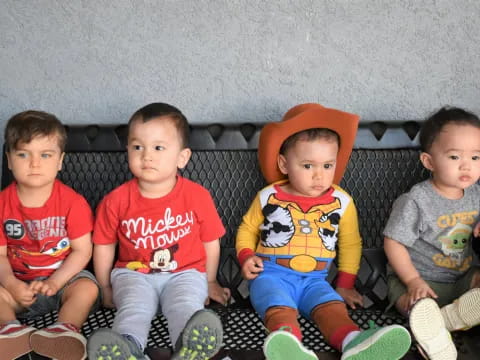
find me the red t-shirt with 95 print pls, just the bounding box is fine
[0,180,94,280]
[93,176,225,274]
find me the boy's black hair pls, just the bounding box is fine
[420,107,480,153]
[127,103,190,148]
[4,110,67,152]
[279,128,340,155]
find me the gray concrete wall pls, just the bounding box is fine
[1,0,479,128]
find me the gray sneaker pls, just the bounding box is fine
[87,328,149,360]
[171,309,223,360]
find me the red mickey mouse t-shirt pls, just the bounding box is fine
[0,180,94,280]
[93,176,225,273]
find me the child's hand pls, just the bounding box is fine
[101,285,115,308]
[474,222,480,237]
[241,255,264,280]
[206,280,231,306]
[9,279,37,307]
[406,276,438,306]
[29,279,60,297]
[336,287,364,309]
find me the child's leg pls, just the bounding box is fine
[264,305,302,339]
[0,287,36,360]
[87,269,157,360]
[440,267,480,332]
[57,277,99,327]
[0,287,19,323]
[111,269,159,349]
[158,270,207,346]
[250,266,317,360]
[302,280,410,360]
[159,270,223,360]
[30,272,100,360]
[263,306,317,360]
[310,301,359,350]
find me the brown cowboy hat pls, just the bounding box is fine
[258,103,359,184]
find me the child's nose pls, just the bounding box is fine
[30,156,41,167]
[460,160,471,170]
[142,149,153,161]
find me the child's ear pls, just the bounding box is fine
[58,152,65,171]
[420,152,434,171]
[278,154,288,175]
[177,148,192,169]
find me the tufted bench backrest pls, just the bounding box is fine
[1,122,429,309]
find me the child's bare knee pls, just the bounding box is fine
[0,286,19,310]
[63,277,99,301]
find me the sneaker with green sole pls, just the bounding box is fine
[341,321,411,360]
[263,330,318,360]
[87,328,149,360]
[171,309,223,360]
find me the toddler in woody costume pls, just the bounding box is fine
[236,103,412,360]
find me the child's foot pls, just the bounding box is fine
[0,323,36,360]
[341,321,411,360]
[171,309,223,360]
[263,330,317,360]
[410,298,457,360]
[441,288,480,331]
[87,328,148,360]
[30,322,87,360]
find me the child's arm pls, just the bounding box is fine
[474,222,480,237]
[384,236,438,306]
[93,243,117,308]
[29,233,93,297]
[204,239,231,306]
[0,246,37,307]
[236,195,264,280]
[335,200,363,309]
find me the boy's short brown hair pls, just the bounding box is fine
[4,110,67,152]
[127,103,190,148]
[279,128,340,155]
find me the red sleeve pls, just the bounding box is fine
[336,271,357,289]
[93,196,120,245]
[238,248,255,267]
[66,194,94,240]
[194,186,225,242]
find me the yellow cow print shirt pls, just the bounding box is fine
[236,180,362,278]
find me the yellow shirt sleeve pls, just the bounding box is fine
[236,193,263,254]
[336,199,362,275]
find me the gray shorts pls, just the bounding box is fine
[17,270,101,320]
[387,266,480,310]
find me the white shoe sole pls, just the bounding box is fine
[410,298,457,360]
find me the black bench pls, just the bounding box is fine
[2,122,479,360]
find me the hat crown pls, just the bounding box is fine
[282,103,325,122]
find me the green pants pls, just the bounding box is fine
[387,266,480,310]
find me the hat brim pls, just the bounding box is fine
[258,106,359,184]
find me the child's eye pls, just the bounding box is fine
[132,145,142,151]
[41,153,51,158]
[449,155,459,160]
[302,164,312,169]
[472,156,480,161]
[324,163,333,169]
[16,153,27,158]
[155,146,165,151]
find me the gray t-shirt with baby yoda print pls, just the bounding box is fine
[384,180,480,283]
